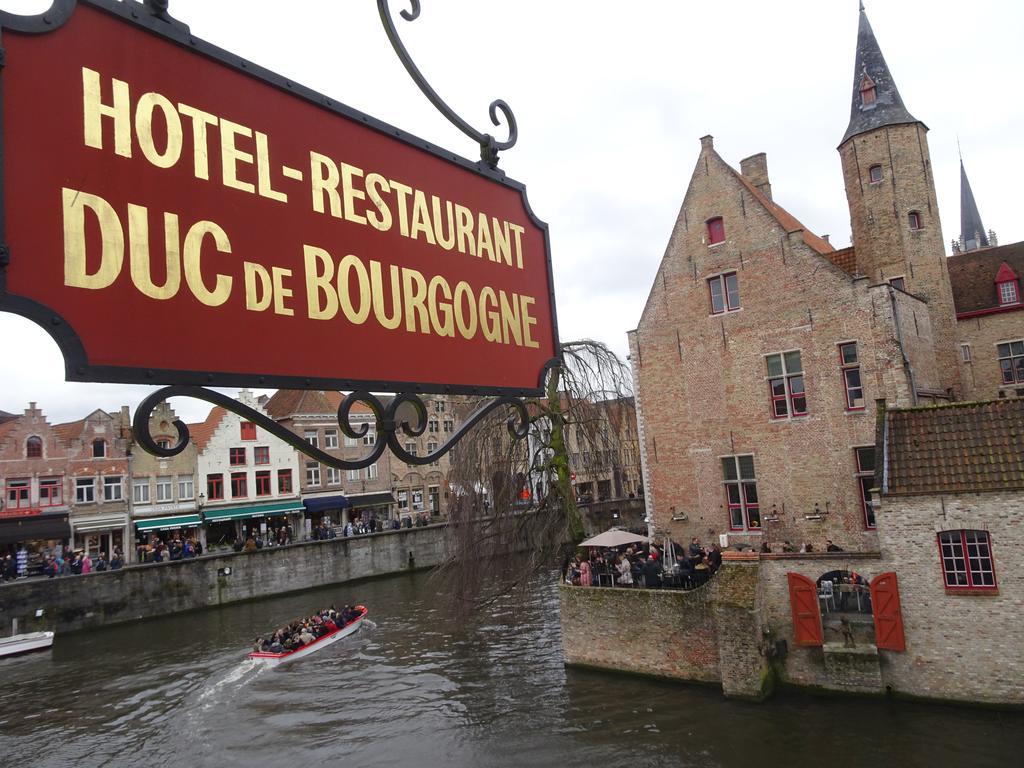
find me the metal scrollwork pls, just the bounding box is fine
[133,385,529,469]
[377,0,518,169]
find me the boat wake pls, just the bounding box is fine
[196,657,269,708]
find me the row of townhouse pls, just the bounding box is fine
[0,390,463,571]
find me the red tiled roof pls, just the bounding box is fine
[53,419,85,442]
[824,246,857,275]
[187,406,226,451]
[727,166,835,256]
[885,399,1024,496]
[264,389,375,418]
[948,241,1024,315]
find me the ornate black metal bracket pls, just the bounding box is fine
[133,386,530,470]
[377,0,518,170]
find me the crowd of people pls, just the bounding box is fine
[1,545,126,580]
[138,535,202,562]
[567,537,724,590]
[253,604,362,654]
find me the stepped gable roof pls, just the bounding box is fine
[960,159,989,249]
[885,399,1024,496]
[726,164,834,256]
[947,241,1024,315]
[841,6,920,145]
[187,406,227,451]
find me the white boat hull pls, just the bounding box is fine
[248,607,366,666]
[0,631,54,658]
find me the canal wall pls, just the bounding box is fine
[560,558,769,700]
[0,524,448,634]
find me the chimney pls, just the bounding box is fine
[740,152,772,201]
[699,134,714,151]
[822,234,830,244]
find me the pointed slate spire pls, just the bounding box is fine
[960,159,989,250]
[840,4,920,144]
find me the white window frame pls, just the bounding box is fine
[324,429,339,449]
[133,479,150,504]
[103,475,123,502]
[155,475,173,503]
[178,474,194,500]
[326,466,342,485]
[367,463,379,480]
[306,461,321,486]
[76,477,96,504]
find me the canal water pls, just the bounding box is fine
[1,570,1021,767]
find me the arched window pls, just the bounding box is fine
[868,164,883,184]
[908,211,923,231]
[92,438,106,458]
[26,436,42,458]
[706,217,725,245]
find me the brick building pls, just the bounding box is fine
[630,7,1021,553]
[872,398,1024,705]
[263,389,397,527]
[56,408,131,559]
[128,401,202,555]
[0,404,73,570]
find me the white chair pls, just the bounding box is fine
[818,580,835,613]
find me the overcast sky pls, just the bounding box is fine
[1,0,1021,423]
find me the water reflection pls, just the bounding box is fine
[0,570,1021,768]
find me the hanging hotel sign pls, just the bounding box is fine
[0,1,559,396]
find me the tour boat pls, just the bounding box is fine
[248,605,367,665]
[0,630,55,658]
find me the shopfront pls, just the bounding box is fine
[202,500,304,550]
[72,512,128,560]
[135,514,203,559]
[346,492,397,526]
[303,494,349,537]
[0,509,71,575]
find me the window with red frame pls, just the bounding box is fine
[938,530,996,590]
[707,217,725,245]
[254,446,270,465]
[240,422,257,440]
[766,351,807,418]
[997,340,1024,385]
[854,447,876,529]
[207,473,224,501]
[708,272,740,314]
[230,472,247,498]
[278,469,293,494]
[255,471,271,497]
[908,211,923,230]
[26,436,42,458]
[722,455,760,530]
[6,478,30,508]
[998,280,1019,306]
[839,342,865,410]
[39,476,62,507]
[229,447,246,466]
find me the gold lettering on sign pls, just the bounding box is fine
[63,187,125,289]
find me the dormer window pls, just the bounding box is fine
[995,262,1020,307]
[859,73,877,107]
[868,165,883,184]
[908,211,923,231]
[707,217,725,246]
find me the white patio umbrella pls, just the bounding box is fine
[579,529,650,548]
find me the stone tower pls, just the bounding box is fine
[838,5,960,395]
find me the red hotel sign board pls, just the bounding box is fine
[0,2,559,396]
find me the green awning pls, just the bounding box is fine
[202,500,305,522]
[136,514,202,532]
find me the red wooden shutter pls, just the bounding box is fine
[786,572,823,646]
[870,571,906,651]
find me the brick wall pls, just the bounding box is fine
[631,139,916,553]
[957,311,1024,401]
[875,492,1024,705]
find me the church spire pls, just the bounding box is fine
[960,158,989,251]
[840,4,920,145]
